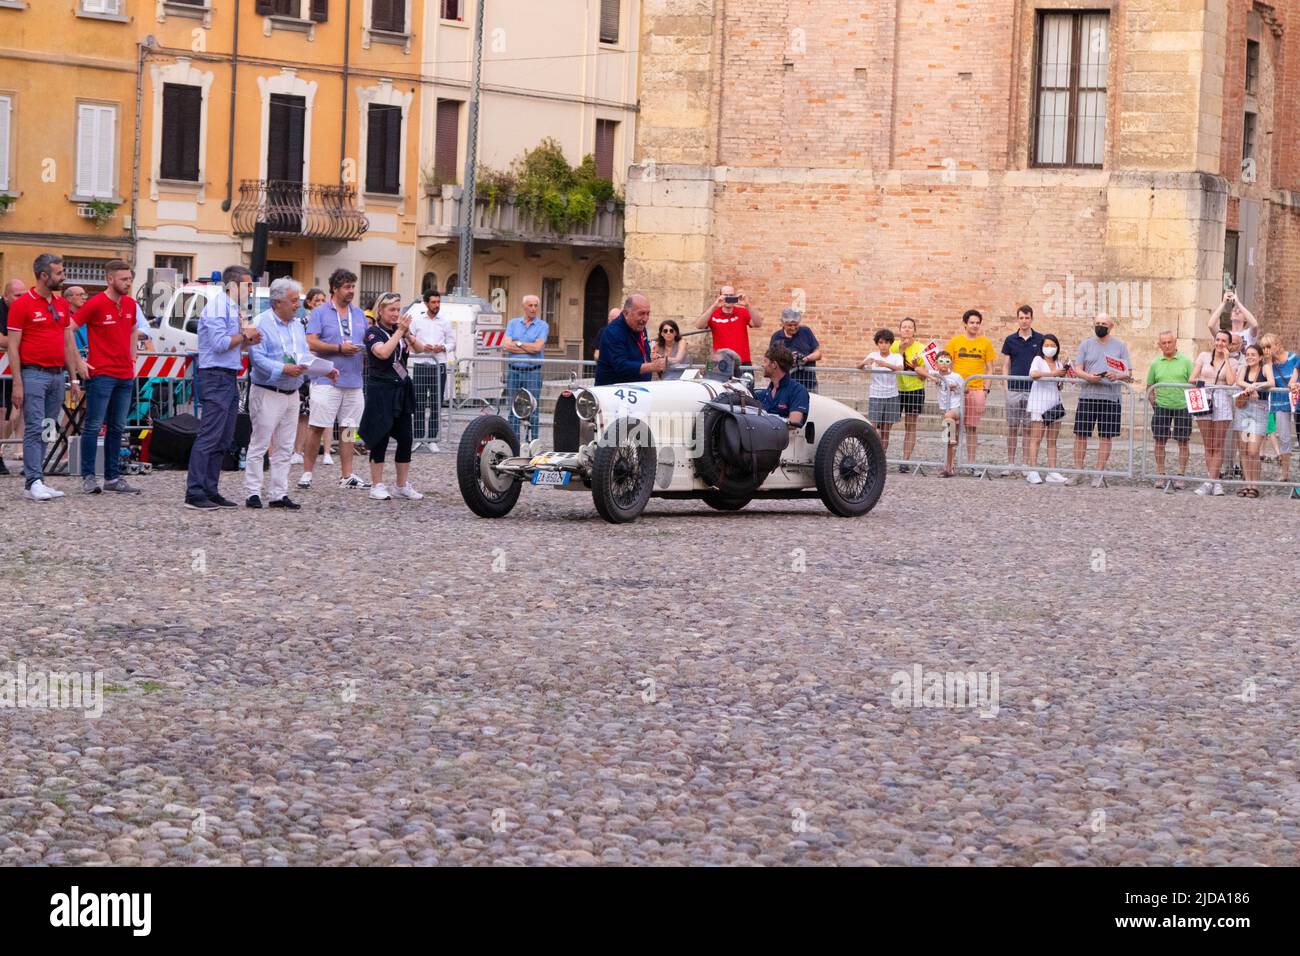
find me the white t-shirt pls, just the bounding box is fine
[865,350,904,398]
[1027,356,1064,415]
[408,307,456,365]
[935,371,964,411]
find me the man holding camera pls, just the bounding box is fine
[1207,289,1258,349]
[694,284,761,365]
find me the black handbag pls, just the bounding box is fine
[1043,403,1066,423]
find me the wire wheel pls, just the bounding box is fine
[814,419,886,517]
[592,417,657,523]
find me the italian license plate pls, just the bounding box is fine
[531,470,571,487]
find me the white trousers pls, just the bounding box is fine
[244,385,299,501]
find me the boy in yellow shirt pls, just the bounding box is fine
[945,309,995,467]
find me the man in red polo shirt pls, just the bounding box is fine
[74,259,142,494]
[692,284,762,364]
[7,253,86,500]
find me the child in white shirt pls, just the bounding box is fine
[933,350,964,476]
[859,329,905,451]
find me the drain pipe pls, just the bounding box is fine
[131,36,157,265]
[221,0,242,212]
[340,0,352,185]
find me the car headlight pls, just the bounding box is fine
[574,388,599,422]
[512,387,537,422]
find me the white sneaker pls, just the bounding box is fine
[393,483,424,500]
[1213,483,1225,496]
[24,480,59,501]
[1045,472,1068,484]
[1090,475,1105,489]
[298,471,313,488]
[339,474,372,489]
[1025,470,1042,485]
[289,452,304,466]
[323,451,334,465]
[427,442,440,453]
[369,483,391,500]
[1194,482,1212,496]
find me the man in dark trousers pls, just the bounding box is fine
[595,294,665,386]
[185,265,261,510]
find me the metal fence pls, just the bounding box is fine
[1138,382,1299,495]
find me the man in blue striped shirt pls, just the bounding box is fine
[502,294,548,438]
[185,265,261,510]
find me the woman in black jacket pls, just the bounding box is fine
[358,292,432,501]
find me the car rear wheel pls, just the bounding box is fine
[591,417,656,524]
[814,419,885,517]
[457,415,523,518]
[702,492,751,512]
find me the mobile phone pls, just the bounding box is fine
[724,295,739,304]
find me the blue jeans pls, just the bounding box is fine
[21,366,66,488]
[80,375,133,480]
[505,364,542,439]
[185,368,239,501]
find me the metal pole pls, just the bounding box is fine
[456,0,486,297]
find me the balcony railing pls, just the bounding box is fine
[232,179,369,242]
[420,187,624,248]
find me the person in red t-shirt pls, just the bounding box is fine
[693,284,762,364]
[74,259,142,494]
[6,252,86,500]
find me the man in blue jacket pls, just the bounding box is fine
[595,293,665,386]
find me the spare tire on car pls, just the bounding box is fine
[693,394,790,498]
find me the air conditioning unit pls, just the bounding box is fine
[76,204,98,219]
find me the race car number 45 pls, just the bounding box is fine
[613,386,651,418]
[532,471,571,487]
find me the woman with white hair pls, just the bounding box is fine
[358,292,433,500]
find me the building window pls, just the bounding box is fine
[63,257,113,286]
[1224,230,1240,290]
[76,103,118,199]
[1242,111,1257,164]
[595,119,618,181]
[444,273,458,295]
[488,274,510,316]
[434,99,461,184]
[359,264,393,311]
[1245,39,1260,95]
[542,277,562,346]
[80,0,124,15]
[441,0,461,20]
[0,94,11,193]
[1032,11,1108,168]
[421,272,437,295]
[370,0,406,32]
[154,254,193,284]
[365,103,402,195]
[599,0,620,44]
[160,84,202,182]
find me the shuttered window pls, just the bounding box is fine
[594,119,617,181]
[76,103,118,199]
[366,104,402,195]
[434,99,460,184]
[255,0,297,14]
[160,84,202,182]
[359,264,394,311]
[310,0,329,22]
[81,0,123,14]
[441,0,462,20]
[600,0,620,44]
[267,93,305,183]
[0,95,11,193]
[371,0,406,32]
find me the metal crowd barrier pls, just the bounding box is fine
[444,355,597,445]
[961,374,1139,483]
[1138,382,1299,495]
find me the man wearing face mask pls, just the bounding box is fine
[1071,313,1132,487]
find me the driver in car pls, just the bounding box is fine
[755,343,810,426]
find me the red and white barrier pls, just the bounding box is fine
[0,353,244,378]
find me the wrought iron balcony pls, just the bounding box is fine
[419,186,623,249]
[232,179,369,242]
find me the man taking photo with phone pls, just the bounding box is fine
[694,284,761,365]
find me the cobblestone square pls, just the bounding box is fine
[3,456,1296,866]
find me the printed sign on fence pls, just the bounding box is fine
[921,341,940,371]
[1105,355,1128,373]
[1185,386,1211,415]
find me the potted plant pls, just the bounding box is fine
[86,199,119,228]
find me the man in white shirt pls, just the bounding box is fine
[407,288,454,451]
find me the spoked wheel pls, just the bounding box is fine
[814,419,886,517]
[591,417,657,524]
[457,415,523,518]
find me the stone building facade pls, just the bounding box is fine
[625,0,1300,372]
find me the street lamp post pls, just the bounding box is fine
[455,0,487,297]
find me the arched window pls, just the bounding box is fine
[421,271,437,295]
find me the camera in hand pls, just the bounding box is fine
[724,295,739,304]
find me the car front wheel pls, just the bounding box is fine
[591,417,657,524]
[457,415,523,518]
[813,419,885,517]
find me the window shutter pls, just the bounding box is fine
[383,105,401,193]
[162,85,202,181]
[594,120,616,181]
[310,0,329,23]
[254,0,274,15]
[372,0,403,32]
[95,106,116,198]
[435,99,460,183]
[83,0,120,14]
[0,96,10,192]
[366,105,384,193]
[77,104,115,198]
[599,0,620,44]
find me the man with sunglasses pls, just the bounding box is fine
[302,268,369,489]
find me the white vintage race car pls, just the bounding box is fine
[456,350,886,523]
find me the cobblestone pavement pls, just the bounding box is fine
[2,453,1298,866]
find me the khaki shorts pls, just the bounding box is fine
[1006,390,1030,428]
